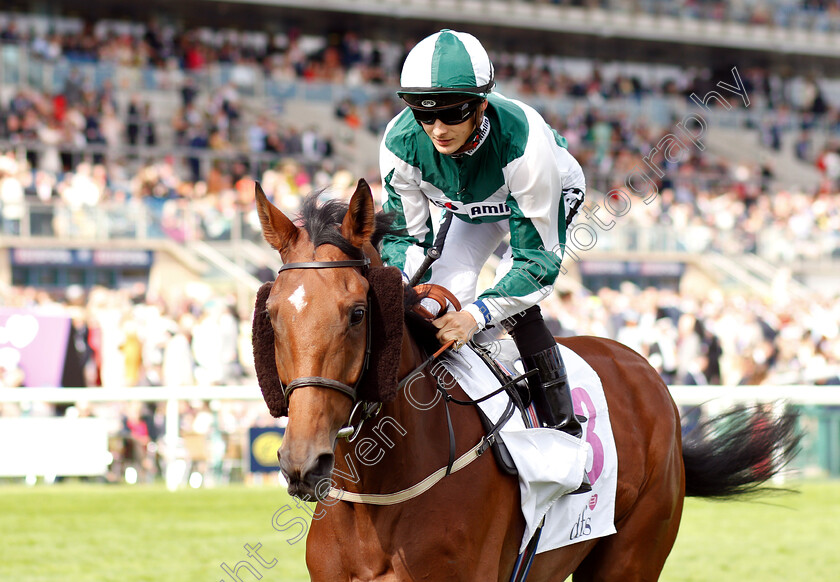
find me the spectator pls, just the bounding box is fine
[0,155,25,235]
[162,316,196,387]
[99,103,124,149]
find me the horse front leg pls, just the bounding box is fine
[306,508,401,582]
[385,470,522,582]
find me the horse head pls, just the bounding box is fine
[254,179,404,500]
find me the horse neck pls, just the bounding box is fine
[332,324,452,494]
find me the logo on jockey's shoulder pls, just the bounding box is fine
[431,199,459,211]
[469,202,511,217]
[562,186,585,200]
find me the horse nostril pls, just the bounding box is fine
[276,448,334,498]
[312,452,335,481]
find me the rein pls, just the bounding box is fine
[328,340,528,506]
[275,260,520,506]
[328,439,487,506]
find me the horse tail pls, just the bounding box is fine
[681,405,802,499]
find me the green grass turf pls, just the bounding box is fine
[0,480,837,581]
[0,482,310,582]
[661,481,840,582]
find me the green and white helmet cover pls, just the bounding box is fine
[398,29,494,106]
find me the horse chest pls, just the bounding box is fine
[308,474,513,581]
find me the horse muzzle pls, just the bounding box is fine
[278,447,335,501]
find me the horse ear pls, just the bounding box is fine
[255,182,298,252]
[341,179,375,248]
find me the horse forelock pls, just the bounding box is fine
[297,192,396,260]
[259,192,435,405]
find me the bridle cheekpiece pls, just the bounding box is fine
[274,257,373,414]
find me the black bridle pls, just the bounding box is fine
[274,257,372,405]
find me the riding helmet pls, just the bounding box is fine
[398,29,495,109]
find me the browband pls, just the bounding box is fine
[278,258,371,273]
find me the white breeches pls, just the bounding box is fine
[417,218,513,306]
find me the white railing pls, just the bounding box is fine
[3,383,839,422]
[2,383,838,441]
[668,385,840,407]
[1,384,837,481]
[0,386,264,477]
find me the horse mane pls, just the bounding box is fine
[298,192,441,354]
[299,192,394,258]
[403,286,443,354]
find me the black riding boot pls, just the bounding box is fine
[521,344,583,438]
[505,306,591,494]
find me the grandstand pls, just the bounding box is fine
[1,0,839,494]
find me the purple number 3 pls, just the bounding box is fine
[572,387,604,484]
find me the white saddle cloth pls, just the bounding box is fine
[438,341,618,554]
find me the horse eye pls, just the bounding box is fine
[349,306,366,326]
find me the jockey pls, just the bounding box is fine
[379,30,588,448]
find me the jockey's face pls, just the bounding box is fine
[421,100,488,155]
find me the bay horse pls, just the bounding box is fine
[252,179,799,581]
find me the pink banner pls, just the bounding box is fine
[0,309,71,387]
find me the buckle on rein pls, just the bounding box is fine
[337,401,383,442]
[334,340,454,443]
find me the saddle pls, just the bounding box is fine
[413,283,571,477]
[467,337,535,477]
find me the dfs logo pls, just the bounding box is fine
[569,494,599,540]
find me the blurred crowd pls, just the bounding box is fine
[0,282,271,484]
[0,264,836,393]
[0,78,338,183]
[2,13,839,112]
[4,4,840,87]
[0,149,369,244]
[0,13,838,258]
[536,0,840,32]
[1,10,840,486]
[6,104,840,259]
[0,282,254,391]
[2,13,838,169]
[544,284,840,387]
[2,13,839,174]
[3,145,839,261]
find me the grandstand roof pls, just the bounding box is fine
[11,0,840,75]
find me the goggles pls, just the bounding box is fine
[409,99,480,126]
